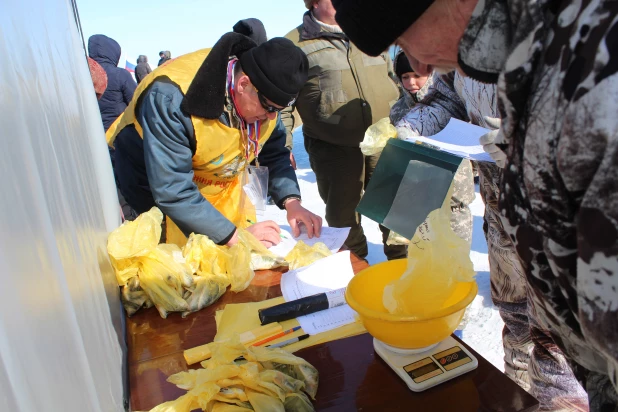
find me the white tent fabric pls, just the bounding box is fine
[0,0,125,410]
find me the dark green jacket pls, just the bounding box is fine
[282,12,398,148]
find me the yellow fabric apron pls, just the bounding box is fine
[106,48,277,247]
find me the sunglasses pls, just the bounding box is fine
[257,91,285,113]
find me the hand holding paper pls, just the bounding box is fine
[285,198,323,238]
[479,116,506,168]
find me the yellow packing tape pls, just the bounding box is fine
[214,297,366,353]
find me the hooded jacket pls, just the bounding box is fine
[458,0,618,399]
[135,55,152,84]
[158,51,171,67]
[389,51,434,124]
[88,35,136,131]
[281,11,398,148]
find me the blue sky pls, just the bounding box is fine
[79,0,308,66]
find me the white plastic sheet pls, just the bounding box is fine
[0,0,125,410]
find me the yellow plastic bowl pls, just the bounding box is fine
[346,259,478,349]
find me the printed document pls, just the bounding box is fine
[402,118,493,162]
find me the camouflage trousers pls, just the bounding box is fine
[449,159,475,244]
[478,163,589,411]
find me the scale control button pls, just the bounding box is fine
[432,346,472,371]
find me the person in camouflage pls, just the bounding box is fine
[332,0,618,409]
[396,71,588,411]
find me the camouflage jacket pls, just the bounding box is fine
[459,0,618,394]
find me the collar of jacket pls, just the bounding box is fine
[457,0,553,84]
[300,11,347,42]
[181,32,257,119]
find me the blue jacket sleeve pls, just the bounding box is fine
[137,81,236,244]
[257,117,301,209]
[122,71,137,105]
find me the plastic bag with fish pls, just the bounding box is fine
[236,228,287,270]
[139,246,193,318]
[245,346,319,399]
[284,392,314,412]
[182,273,230,318]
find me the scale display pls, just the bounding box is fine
[374,337,478,392]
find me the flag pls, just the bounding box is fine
[125,60,136,73]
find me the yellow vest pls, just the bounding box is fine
[106,49,277,246]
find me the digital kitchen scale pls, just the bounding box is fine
[374,336,478,392]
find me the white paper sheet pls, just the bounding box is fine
[402,118,494,162]
[269,226,350,258]
[280,251,358,335]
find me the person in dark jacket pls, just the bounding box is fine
[88,34,137,220]
[88,35,136,131]
[157,51,171,67]
[135,55,151,84]
[232,18,267,45]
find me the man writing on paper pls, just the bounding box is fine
[333,0,618,409]
[106,33,322,248]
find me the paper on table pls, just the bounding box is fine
[268,226,350,258]
[214,297,366,353]
[402,118,493,162]
[280,251,357,335]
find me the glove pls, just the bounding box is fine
[479,116,507,168]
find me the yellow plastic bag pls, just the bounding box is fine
[209,402,252,412]
[184,234,228,277]
[284,240,332,270]
[246,389,285,412]
[150,341,318,412]
[225,242,254,293]
[284,392,314,412]
[359,117,397,156]
[108,206,163,285]
[383,185,475,316]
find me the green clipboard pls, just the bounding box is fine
[357,139,462,239]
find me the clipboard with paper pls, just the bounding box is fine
[357,138,462,240]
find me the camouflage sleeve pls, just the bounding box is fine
[279,105,296,150]
[395,71,470,138]
[569,80,618,394]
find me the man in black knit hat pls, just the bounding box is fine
[107,33,322,248]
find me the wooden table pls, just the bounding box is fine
[127,253,539,411]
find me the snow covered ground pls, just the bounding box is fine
[264,128,505,371]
